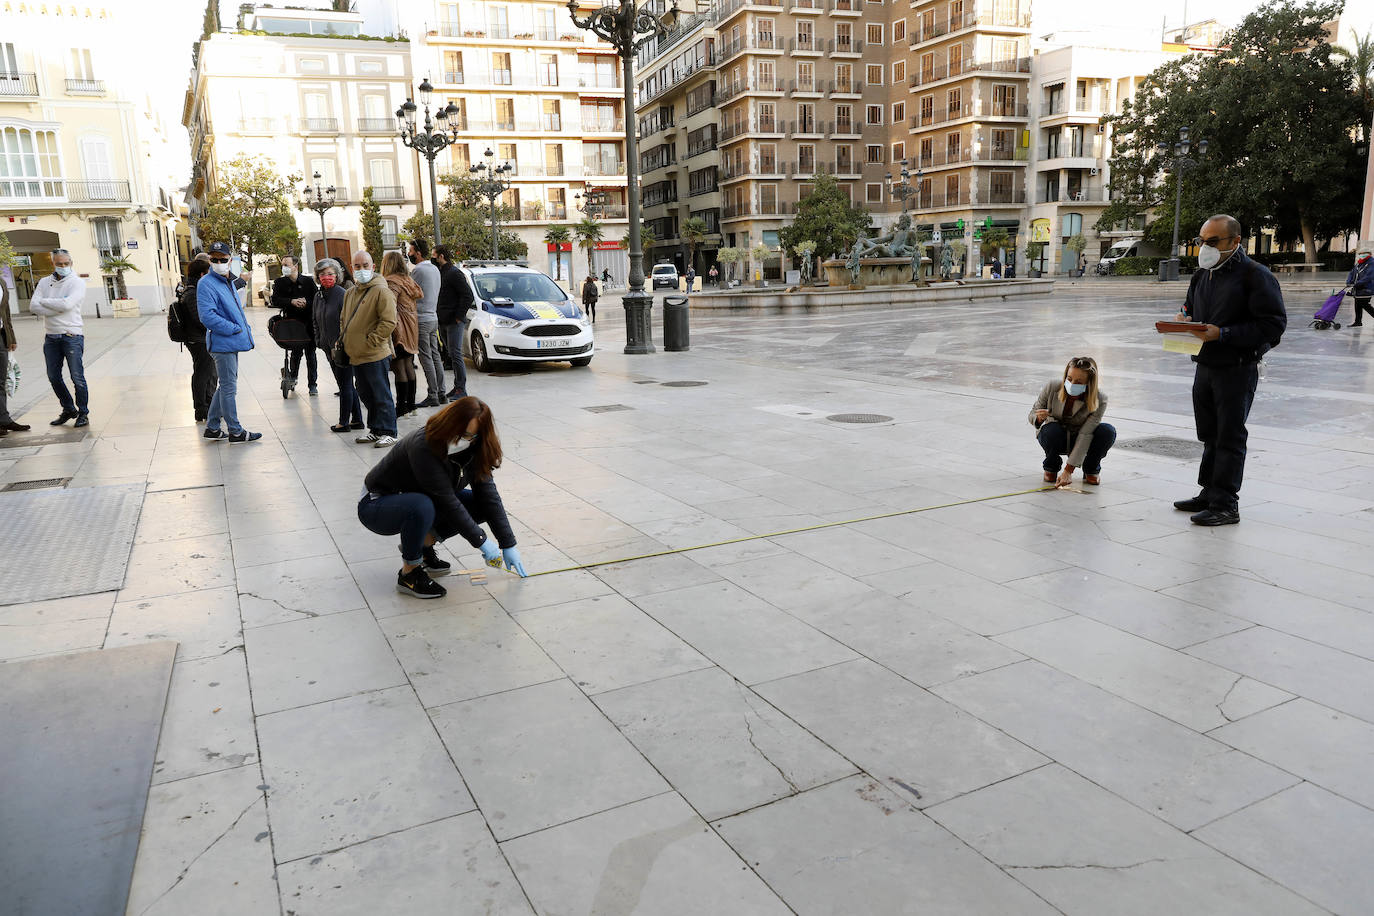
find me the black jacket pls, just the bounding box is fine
[180,280,208,338]
[312,284,347,351]
[272,274,319,327]
[435,261,473,325]
[1182,250,1286,366]
[363,428,516,549]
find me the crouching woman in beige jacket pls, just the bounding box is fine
[1029,356,1116,487]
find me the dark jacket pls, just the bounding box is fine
[272,273,318,327]
[1,281,15,349]
[363,428,516,549]
[1182,250,1286,366]
[312,283,347,352]
[435,261,473,325]
[180,279,208,339]
[581,278,598,305]
[1347,259,1374,297]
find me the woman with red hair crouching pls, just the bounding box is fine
[358,396,527,598]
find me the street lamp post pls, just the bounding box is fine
[567,0,679,355]
[469,149,514,259]
[885,159,921,216]
[397,77,459,247]
[300,171,337,266]
[1155,125,1209,282]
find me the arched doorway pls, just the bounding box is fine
[1,228,61,311]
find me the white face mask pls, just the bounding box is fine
[355,268,374,284]
[54,266,72,278]
[212,261,231,276]
[448,436,473,455]
[1198,242,1236,271]
[283,265,296,277]
[1065,379,1087,397]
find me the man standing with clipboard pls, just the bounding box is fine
[1165,215,1286,526]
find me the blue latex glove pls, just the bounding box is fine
[479,539,501,566]
[502,546,527,577]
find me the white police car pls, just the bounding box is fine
[460,261,595,371]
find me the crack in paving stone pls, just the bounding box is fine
[138,797,259,915]
[737,684,799,793]
[236,592,319,617]
[1215,675,1244,723]
[1006,857,1172,872]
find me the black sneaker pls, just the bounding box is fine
[1173,494,1209,512]
[416,396,438,408]
[50,410,77,426]
[397,566,446,599]
[203,427,227,441]
[229,430,263,443]
[1191,508,1240,527]
[422,546,452,577]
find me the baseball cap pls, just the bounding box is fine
[207,241,232,256]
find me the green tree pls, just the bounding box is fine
[197,155,299,270]
[1334,28,1374,140]
[681,216,709,271]
[622,224,656,254]
[0,231,16,271]
[778,174,872,263]
[573,216,603,275]
[100,254,140,299]
[544,225,570,280]
[269,204,302,261]
[1097,0,1363,258]
[360,187,385,263]
[716,246,745,283]
[402,174,526,260]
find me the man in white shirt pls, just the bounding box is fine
[29,249,90,427]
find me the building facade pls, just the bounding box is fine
[1,4,183,315]
[402,0,631,287]
[184,5,420,277]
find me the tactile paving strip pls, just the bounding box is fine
[0,482,144,606]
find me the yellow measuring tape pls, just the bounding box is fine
[527,484,1061,577]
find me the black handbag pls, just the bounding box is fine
[332,299,358,365]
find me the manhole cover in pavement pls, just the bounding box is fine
[1117,436,1204,459]
[661,381,709,387]
[827,414,894,424]
[583,404,634,413]
[0,429,87,449]
[2,477,72,492]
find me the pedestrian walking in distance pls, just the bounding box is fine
[358,396,527,599]
[382,251,422,419]
[1029,356,1116,488]
[408,238,446,406]
[272,255,319,394]
[1347,249,1373,327]
[434,245,472,401]
[30,248,90,428]
[581,274,598,324]
[342,250,399,448]
[0,273,32,436]
[1171,215,1286,526]
[180,255,218,422]
[198,241,262,443]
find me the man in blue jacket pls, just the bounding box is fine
[1172,215,1286,526]
[197,241,262,443]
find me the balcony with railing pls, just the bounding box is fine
[1036,187,1111,204]
[441,70,465,84]
[542,114,563,131]
[641,145,678,172]
[437,22,462,37]
[717,33,781,65]
[978,185,1027,205]
[358,118,395,133]
[238,117,277,134]
[688,177,719,197]
[829,79,864,96]
[686,138,718,159]
[582,117,626,133]
[719,116,783,142]
[791,0,822,10]
[909,56,1032,89]
[1042,97,1107,117]
[643,183,679,208]
[830,0,861,12]
[0,73,39,96]
[299,118,340,133]
[830,38,864,55]
[910,11,1032,47]
[716,0,784,25]
[906,189,972,210]
[788,36,820,53]
[0,178,132,204]
[583,156,627,177]
[788,118,831,137]
[579,76,623,90]
[65,78,106,95]
[492,68,513,85]
[370,185,405,201]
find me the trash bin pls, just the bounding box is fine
[663,295,690,352]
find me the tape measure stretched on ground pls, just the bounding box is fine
[526,484,1062,578]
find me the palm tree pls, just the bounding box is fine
[681,217,709,273]
[544,225,570,281]
[1335,29,1374,141]
[100,255,140,300]
[573,216,603,278]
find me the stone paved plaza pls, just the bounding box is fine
[2,279,1373,915]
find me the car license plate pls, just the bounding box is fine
[536,338,571,348]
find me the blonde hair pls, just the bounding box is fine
[381,250,409,278]
[1060,356,1100,413]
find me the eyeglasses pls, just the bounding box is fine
[1192,236,1236,247]
[209,256,230,264]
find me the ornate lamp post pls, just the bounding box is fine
[299,171,337,264]
[885,159,922,216]
[397,77,459,247]
[575,189,608,219]
[469,149,514,260]
[567,0,679,355]
[1155,125,1208,281]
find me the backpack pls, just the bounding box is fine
[167,286,188,343]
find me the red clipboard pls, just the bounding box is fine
[1155,321,1200,333]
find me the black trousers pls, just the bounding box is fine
[1193,362,1259,511]
[1352,295,1373,325]
[288,345,319,387]
[185,338,218,419]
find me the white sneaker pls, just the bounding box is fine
[373,435,397,448]
[355,432,379,444]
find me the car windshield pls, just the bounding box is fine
[652,266,674,274]
[474,272,566,303]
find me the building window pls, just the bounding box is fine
[539,54,558,86]
[298,57,326,72]
[835,104,853,132]
[948,87,962,115]
[866,104,882,125]
[920,95,933,123]
[866,23,883,45]
[358,59,383,74]
[798,144,815,172]
[893,60,905,84]
[69,48,96,81]
[443,51,464,83]
[489,5,510,38]
[0,125,62,198]
[866,182,882,203]
[796,20,814,51]
[866,64,883,86]
[891,141,905,162]
[893,19,906,42]
[92,217,122,257]
[381,216,398,248]
[492,52,512,85]
[1062,212,1083,238]
[945,174,959,201]
[798,182,814,200]
[495,99,515,130]
[946,131,960,159]
[892,101,905,124]
[836,144,852,172]
[866,144,883,164]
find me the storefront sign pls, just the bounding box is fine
[1031,218,1051,243]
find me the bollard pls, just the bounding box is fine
[663,295,690,352]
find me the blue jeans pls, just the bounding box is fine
[1038,421,1117,475]
[358,492,434,565]
[353,357,397,436]
[43,333,88,416]
[205,351,242,435]
[328,355,362,426]
[443,321,467,396]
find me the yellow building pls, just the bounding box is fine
[0,3,184,315]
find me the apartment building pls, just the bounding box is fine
[1,5,184,315]
[184,5,420,273]
[406,0,630,284]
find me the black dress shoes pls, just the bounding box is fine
[1,421,28,432]
[1173,495,1209,512]
[74,416,90,428]
[1191,508,1240,526]
[50,410,77,426]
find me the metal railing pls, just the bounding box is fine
[0,73,39,96]
[911,11,1031,46]
[909,56,1032,88]
[542,115,563,131]
[688,180,719,197]
[492,69,513,85]
[65,78,106,95]
[831,38,864,54]
[370,185,404,201]
[579,77,623,90]
[299,118,339,133]
[583,158,627,176]
[830,79,865,95]
[358,118,395,133]
[1037,188,1110,203]
[239,118,276,133]
[441,70,465,84]
[909,146,973,168]
[686,140,718,159]
[582,117,627,132]
[0,178,132,203]
[437,22,463,37]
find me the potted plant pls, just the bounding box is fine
[947,240,967,279]
[1065,233,1087,276]
[101,254,141,316]
[750,242,772,287]
[1025,241,1045,278]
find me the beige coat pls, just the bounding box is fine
[339,275,397,366]
[1029,379,1108,468]
[385,273,421,355]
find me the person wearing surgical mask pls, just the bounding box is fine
[29,248,91,427]
[1029,356,1115,488]
[1170,214,1286,526]
[358,396,527,599]
[340,249,399,448]
[1346,249,1374,327]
